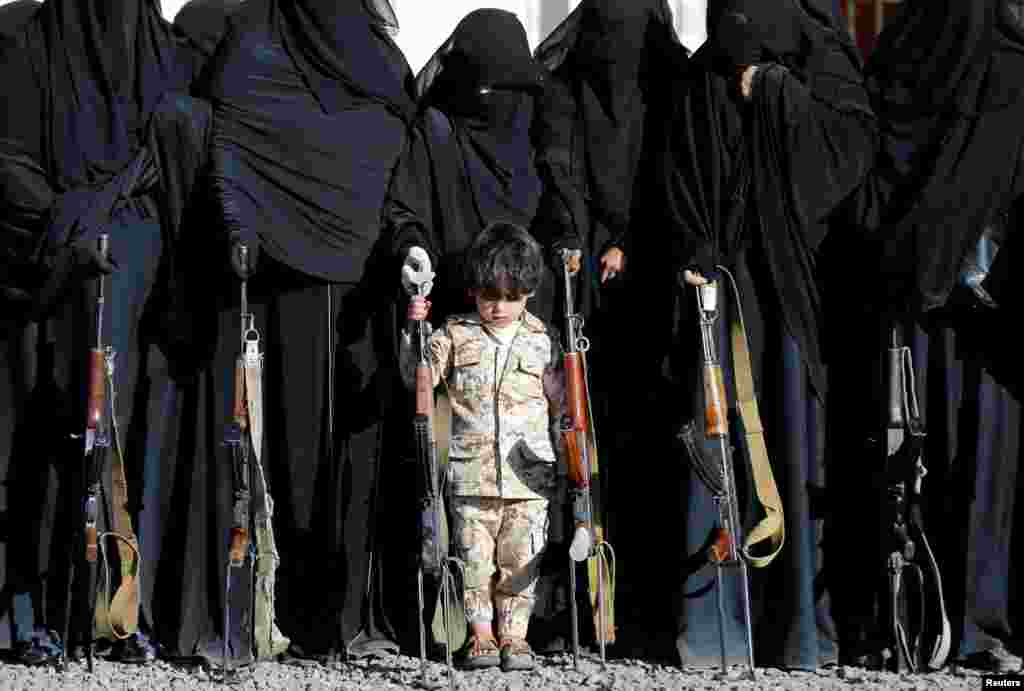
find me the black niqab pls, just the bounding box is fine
[535,0,685,248]
[664,0,875,397]
[0,0,38,37]
[173,0,245,71]
[417,9,543,231]
[277,0,413,119]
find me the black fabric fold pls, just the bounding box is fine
[861,0,1024,312]
[662,1,875,398]
[0,0,38,38]
[203,0,413,283]
[532,0,687,316]
[276,0,413,120]
[173,0,247,80]
[18,0,192,192]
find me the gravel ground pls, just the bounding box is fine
[0,653,994,691]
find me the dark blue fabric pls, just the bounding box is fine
[173,0,246,75]
[911,326,1021,659]
[277,0,413,120]
[19,0,192,191]
[204,0,411,282]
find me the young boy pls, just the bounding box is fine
[401,222,563,672]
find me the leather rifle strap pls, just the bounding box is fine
[723,272,785,568]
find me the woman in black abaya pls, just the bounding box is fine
[387,9,547,322]
[659,0,876,670]
[0,0,198,663]
[530,0,688,659]
[832,0,1024,671]
[0,0,40,654]
[186,0,416,663]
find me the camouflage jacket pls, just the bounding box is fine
[401,311,564,500]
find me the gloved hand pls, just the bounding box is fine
[72,236,118,279]
[401,246,435,297]
[229,232,258,280]
[713,11,763,70]
[680,243,719,287]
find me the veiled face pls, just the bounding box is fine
[577,0,654,64]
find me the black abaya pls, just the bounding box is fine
[386,9,546,323]
[531,0,689,660]
[659,0,876,670]
[828,0,1024,666]
[181,0,415,660]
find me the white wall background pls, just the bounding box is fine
[1,0,708,74]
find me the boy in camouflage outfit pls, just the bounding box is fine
[401,222,564,672]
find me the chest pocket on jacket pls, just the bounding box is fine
[452,341,486,397]
[506,353,545,403]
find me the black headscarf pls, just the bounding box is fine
[16,0,191,191]
[417,9,544,231]
[663,0,875,397]
[385,10,545,322]
[536,0,685,249]
[0,0,38,37]
[204,0,415,282]
[277,0,413,120]
[173,0,246,73]
[864,0,1024,311]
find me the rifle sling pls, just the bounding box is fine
[244,341,290,660]
[97,359,140,640]
[722,269,785,568]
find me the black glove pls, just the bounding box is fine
[548,237,583,273]
[72,237,118,278]
[713,11,763,70]
[682,242,720,286]
[229,232,258,280]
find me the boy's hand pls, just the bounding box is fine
[407,295,431,322]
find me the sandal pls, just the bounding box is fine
[458,634,500,670]
[499,637,535,672]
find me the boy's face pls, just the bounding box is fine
[474,289,532,329]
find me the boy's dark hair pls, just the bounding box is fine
[465,222,543,298]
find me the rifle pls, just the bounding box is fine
[403,255,461,691]
[67,233,112,673]
[693,279,755,680]
[559,249,615,668]
[221,243,256,679]
[882,324,950,673]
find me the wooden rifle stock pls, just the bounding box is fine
[703,364,728,439]
[563,352,589,488]
[87,349,106,433]
[698,285,732,563]
[415,363,433,419]
[228,355,250,567]
[84,348,107,564]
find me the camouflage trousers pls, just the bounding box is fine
[450,497,549,640]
